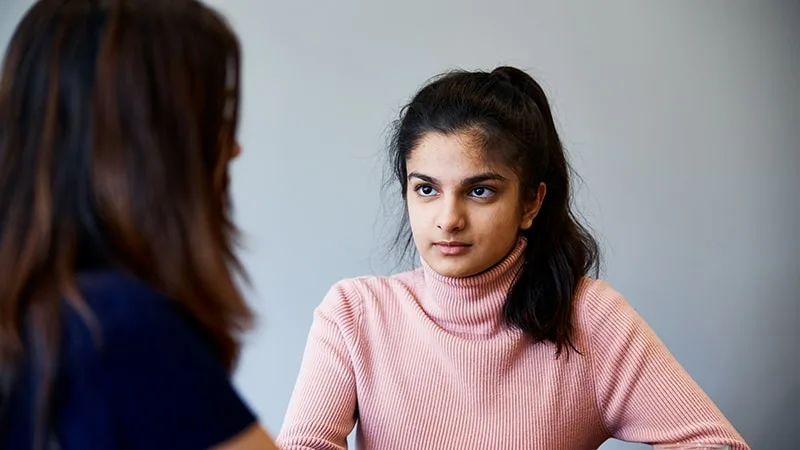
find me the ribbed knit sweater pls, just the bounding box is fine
[277,239,748,449]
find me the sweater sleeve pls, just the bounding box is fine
[277,282,361,450]
[581,280,750,449]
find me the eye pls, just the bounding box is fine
[415,184,438,197]
[469,186,495,199]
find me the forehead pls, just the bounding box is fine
[407,132,512,179]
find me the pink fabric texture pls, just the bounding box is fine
[278,239,748,449]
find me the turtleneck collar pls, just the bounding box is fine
[416,237,527,337]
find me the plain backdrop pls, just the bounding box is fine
[1,1,798,448]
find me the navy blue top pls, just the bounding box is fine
[2,270,256,449]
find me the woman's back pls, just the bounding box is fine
[3,271,256,449]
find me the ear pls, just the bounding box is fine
[231,141,242,159]
[520,183,546,230]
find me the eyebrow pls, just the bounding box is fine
[407,171,507,186]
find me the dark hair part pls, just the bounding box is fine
[0,0,250,446]
[389,66,600,355]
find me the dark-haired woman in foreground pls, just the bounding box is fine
[277,66,750,449]
[0,1,278,449]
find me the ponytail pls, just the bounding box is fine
[492,66,600,355]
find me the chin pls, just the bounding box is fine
[427,258,480,278]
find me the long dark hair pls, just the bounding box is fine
[389,66,600,355]
[0,0,251,446]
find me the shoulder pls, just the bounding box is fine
[73,270,179,330]
[63,270,201,361]
[320,270,420,310]
[574,277,637,321]
[74,269,171,320]
[315,270,421,328]
[63,272,256,449]
[572,277,656,348]
[572,277,644,336]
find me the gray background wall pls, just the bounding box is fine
[1,1,798,448]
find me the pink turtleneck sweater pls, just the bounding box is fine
[277,240,748,449]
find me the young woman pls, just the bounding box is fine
[0,1,278,449]
[277,67,750,449]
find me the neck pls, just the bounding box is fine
[417,237,527,337]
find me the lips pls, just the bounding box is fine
[433,241,472,256]
[434,241,470,247]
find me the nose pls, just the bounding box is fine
[435,196,466,233]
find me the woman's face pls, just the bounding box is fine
[405,132,544,277]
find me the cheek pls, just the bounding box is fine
[406,199,426,229]
[476,203,522,233]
